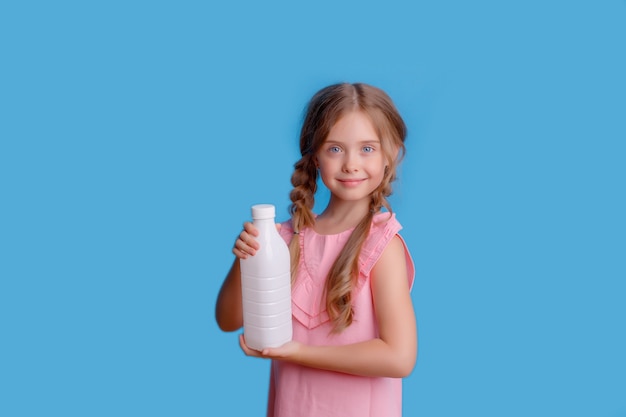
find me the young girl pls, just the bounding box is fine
[216,82,416,417]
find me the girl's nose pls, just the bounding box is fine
[342,154,359,172]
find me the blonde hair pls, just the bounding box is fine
[289,82,407,333]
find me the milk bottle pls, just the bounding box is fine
[240,204,292,350]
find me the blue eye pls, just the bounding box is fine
[329,146,341,153]
[363,146,374,153]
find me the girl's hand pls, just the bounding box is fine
[232,222,259,259]
[239,334,301,359]
[232,222,282,259]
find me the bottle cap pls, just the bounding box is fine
[251,204,275,219]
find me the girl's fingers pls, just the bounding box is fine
[233,240,255,258]
[232,247,249,259]
[239,334,264,357]
[240,225,260,249]
[243,222,259,236]
[232,224,260,259]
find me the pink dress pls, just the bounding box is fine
[268,212,415,417]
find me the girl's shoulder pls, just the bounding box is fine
[363,211,404,249]
[360,211,414,289]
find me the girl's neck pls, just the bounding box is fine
[314,198,371,235]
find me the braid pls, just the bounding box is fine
[324,201,376,333]
[371,165,394,213]
[288,155,317,280]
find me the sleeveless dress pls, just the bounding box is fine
[267,212,415,417]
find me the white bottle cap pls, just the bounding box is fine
[251,204,275,219]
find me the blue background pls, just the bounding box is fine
[1,1,625,416]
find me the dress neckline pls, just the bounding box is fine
[309,226,356,237]
[307,212,392,237]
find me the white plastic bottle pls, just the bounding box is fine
[240,204,292,351]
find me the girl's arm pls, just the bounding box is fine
[215,222,260,332]
[215,259,243,331]
[240,235,417,378]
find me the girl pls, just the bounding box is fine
[216,82,416,417]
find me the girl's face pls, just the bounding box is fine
[315,111,386,204]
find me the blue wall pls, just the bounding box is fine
[2,1,625,415]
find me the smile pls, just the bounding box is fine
[337,178,366,187]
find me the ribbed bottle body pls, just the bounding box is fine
[240,204,292,350]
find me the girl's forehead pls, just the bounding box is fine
[327,112,378,138]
